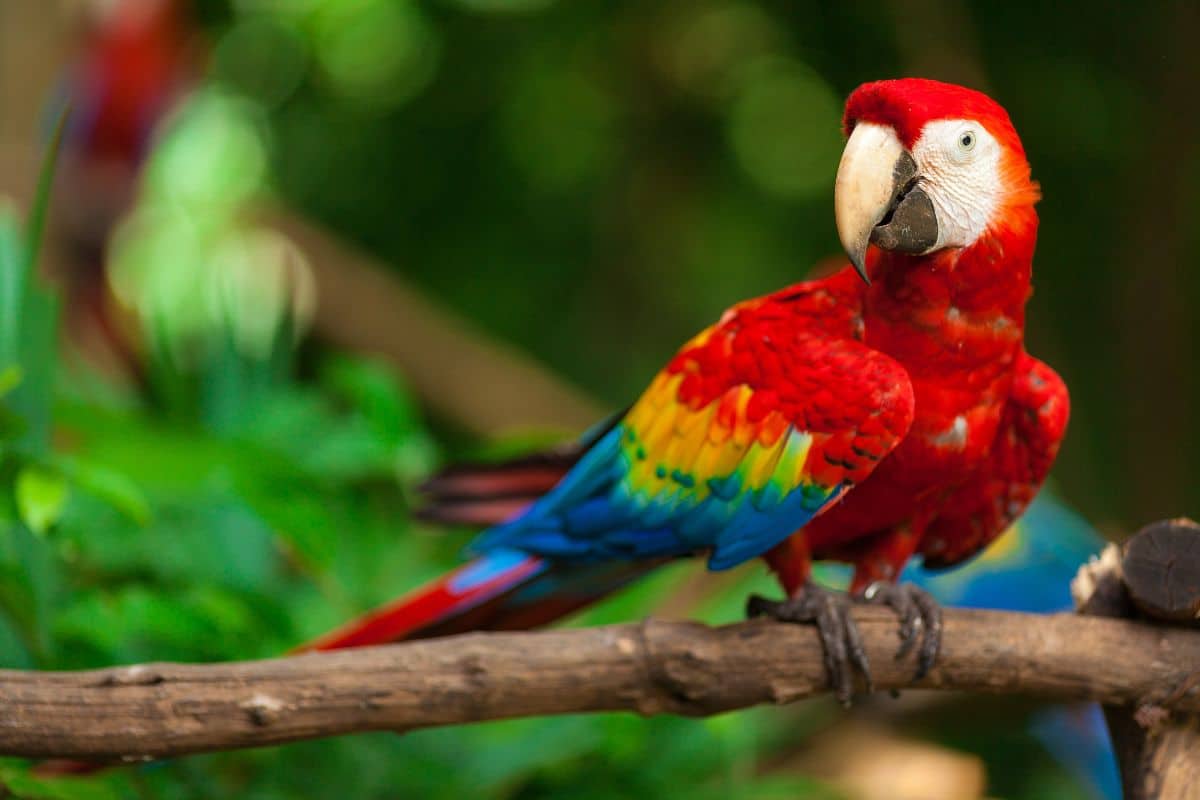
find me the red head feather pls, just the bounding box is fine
[844,78,1038,213]
[843,78,1026,161]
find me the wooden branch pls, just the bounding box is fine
[1120,519,1200,623]
[1,607,1198,762]
[1075,519,1200,800]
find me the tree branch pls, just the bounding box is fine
[1075,519,1200,800]
[1,607,1198,762]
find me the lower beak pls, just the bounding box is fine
[834,122,939,283]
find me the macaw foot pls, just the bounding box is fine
[746,584,871,707]
[859,581,943,680]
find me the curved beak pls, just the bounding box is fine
[834,122,938,283]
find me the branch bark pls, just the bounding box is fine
[1,607,1198,762]
[1075,519,1200,800]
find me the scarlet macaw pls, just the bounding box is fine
[302,79,1069,703]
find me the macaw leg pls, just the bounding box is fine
[847,524,943,680]
[746,535,871,706]
[858,582,942,679]
[747,585,871,706]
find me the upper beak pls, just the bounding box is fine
[834,122,938,283]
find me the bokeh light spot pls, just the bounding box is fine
[208,228,316,359]
[726,58,841,199]
[109,206,210,358]
[213,16,309,110]
[501,67,618,191]
[660,2,781,104]
[144,89,269,215]
[311,0,440,110]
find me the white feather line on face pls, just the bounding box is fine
[911,119,1004,251]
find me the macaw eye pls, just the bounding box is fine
[957,130,976,152]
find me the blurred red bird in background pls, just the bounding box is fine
[52,0,196,375]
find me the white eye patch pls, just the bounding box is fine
[911,119,1003,250]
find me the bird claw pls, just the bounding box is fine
[860,581,943,679]
[747,585,872,707]
[747,581,943,705]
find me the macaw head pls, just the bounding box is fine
[834,78,1040,283]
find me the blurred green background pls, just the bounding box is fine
[0,0,1195,797]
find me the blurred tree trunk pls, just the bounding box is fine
[1111,2,1200,525]
[268,211,605,435]
[881,0,988,90]
[0,1,66,149]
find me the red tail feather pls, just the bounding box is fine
[296,553,549,651]
[299,421,653,651]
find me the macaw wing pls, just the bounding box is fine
[473,316,914,571]
[919,353,1070,569]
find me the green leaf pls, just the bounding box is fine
[0,519,60,661]
[49,455,150,525]
[23,103,70,277]
[0,365,22,397]
[15,466,69,536]
[0,759,136,800]
[0,206,25,367]
[235,479,339,569]
[0,558,41,664]
[10,287,60,452]
[321,356,419,441]
[0,405,27,441]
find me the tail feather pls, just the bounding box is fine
[297,549,659,652]
[420,451,579,498]
[416,411,625,528]
[416,448,586,528]
[298,550,543,651]
[417,497,543,527]
[415,454,569,526]
[301,414,643,652]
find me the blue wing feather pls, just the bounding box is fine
[471,425,847,571]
